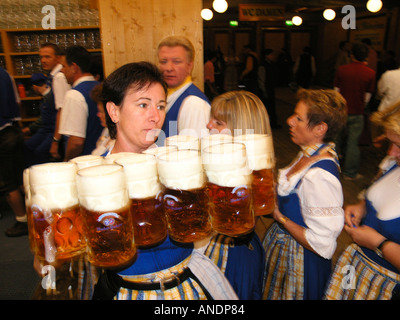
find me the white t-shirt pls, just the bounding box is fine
[166,82,211,139]
[59,75,96,138]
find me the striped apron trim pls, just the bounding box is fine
[262,223,304,300]
[324,243,400,300]
[115,256,208,300]
[204,234,232,273]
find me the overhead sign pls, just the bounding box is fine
[239,4,285,21]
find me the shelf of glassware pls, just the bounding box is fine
[0,26,102,124]
[1,26,102,76]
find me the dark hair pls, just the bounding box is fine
[65,45,92,73]
[101,61,168,139]
[40,42,62,56]
[351,42,369,62]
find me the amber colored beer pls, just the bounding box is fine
[157,150,211,243]
[252,169,275,216]
[207,182,254,236]
[163,187,211,243]
[116,153,168,247]
[203,142,255,236]
[76,164,136,269]
[80,204,135,269]
[28,162,86,263]
[234,134,276,216]
[31,204,86,261]
[130,195,167,247]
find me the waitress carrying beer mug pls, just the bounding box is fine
[202,90,275,300]
[89,62,237,300]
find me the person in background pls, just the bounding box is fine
[258,48,280,128]
[58,45,102,161]
[89,83,114,156]
[89,61,237,300]
[334,42,376,180]
[293,46,316,89]
[325,101,400,300]
[361,38,378,73]
[204,90,270,299]
[0,67,27,237]
[23,43,70,166]
[239,44,259,94]
[204,50,218,101]
[263,89,347,300]
[157,35,210,144]
[335,41,351,71]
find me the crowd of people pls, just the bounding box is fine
[1,34,399,300]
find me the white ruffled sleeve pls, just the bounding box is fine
[298,166,344,259]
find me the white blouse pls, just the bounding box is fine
[366,156,400,221]
[277,153,344,259]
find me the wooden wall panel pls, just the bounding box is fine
[98,0,204,89]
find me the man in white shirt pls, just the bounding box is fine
[157,36,210,146]
[58,45,103,161]
[377,67,400,112]
[23,43,70,166]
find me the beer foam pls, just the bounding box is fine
[76,164,129,212]
[23,168,31,207]
[202,143,251,187]
[165,135,200,150]
[200,134,233,153]
[157,150,205,190]
[115,153,161,199]
[29,162,78,209]
[143,146,178,157]
[103,152,136,164]
[70,154,104,169]
[234,134,275,170]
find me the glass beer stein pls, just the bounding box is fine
[70,154,104,170]
[202,142,254,237]
[116,153,167,248]
[157,149,211,243]
[234,134,276,216]
[103,152,135,164]
[76,164,136,269]
[165,134,200,150]
[142,145,177,157]
[28,162,86,264]
[23,168,36,254]
[200,134,232,154]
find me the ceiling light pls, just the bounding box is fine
[201,8,213,20]
[323,9,336,21]
[366,0,383,13]
[213,0,228,13]
[292,16,303,26]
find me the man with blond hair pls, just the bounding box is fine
[157,35,210,145]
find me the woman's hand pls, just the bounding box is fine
[344,200,366,228]
[344,224,385,250]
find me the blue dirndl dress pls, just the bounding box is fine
[263,159,340,300]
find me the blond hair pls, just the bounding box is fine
[210,90,271,135]
[370,101,400,135]
[157,35,195,63]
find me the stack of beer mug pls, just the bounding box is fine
[24,133,276,270]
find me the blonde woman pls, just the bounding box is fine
[207,90,271,136]
[205,90,272,299]
[325,102,400,300]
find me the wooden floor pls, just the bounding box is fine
[32,86,386,299]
